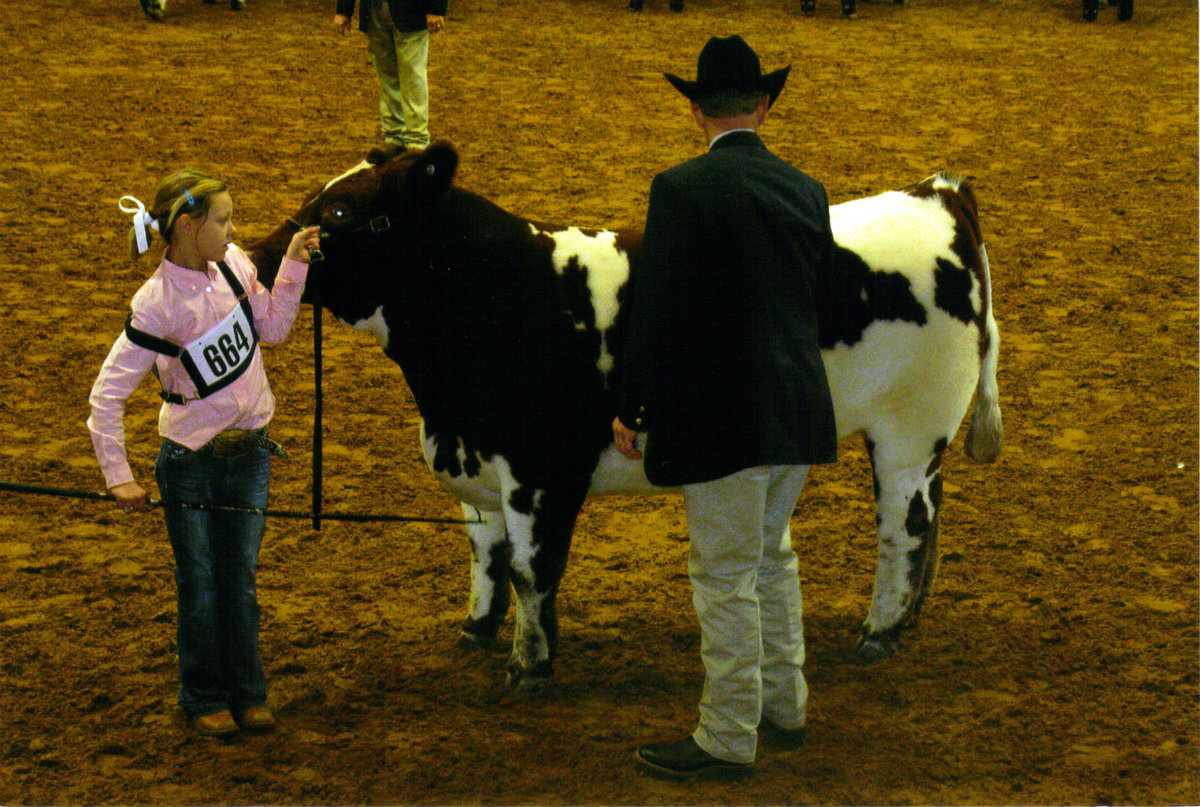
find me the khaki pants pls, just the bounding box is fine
[683,464,810,764]
[365,2,430,149]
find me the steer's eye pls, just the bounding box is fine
[325,204,353,227]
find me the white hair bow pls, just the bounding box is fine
[119,195,160,255]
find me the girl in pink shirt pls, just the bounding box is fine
[88,168,319,738]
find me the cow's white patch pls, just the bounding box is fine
[506,487,544,576]
[344,305,391,351]
[420,424,534,514]
[529,224,630,378]
[832,191,962,305]
[324,160,372,192]
[588,444,667,496]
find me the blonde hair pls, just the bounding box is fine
[128,168,228,260]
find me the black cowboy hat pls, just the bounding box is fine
[664,35,791,108]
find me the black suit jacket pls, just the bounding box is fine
[618,131,838,486]
[336,0,447,32]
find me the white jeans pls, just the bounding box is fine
[683,464,810,764]
[365,2,430,148]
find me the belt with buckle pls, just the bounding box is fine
[209,427,287,459]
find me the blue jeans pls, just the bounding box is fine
[155,435,271,719]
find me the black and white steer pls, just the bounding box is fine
[253,143,1003,690]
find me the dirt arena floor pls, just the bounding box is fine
[0,0,1197,804]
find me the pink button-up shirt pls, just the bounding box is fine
[88,244,309,489]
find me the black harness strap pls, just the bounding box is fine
[123,318,187,404]
[217,260,256,324]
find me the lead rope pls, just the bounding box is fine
[309,244,325,531]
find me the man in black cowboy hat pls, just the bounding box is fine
[614,34,837,779]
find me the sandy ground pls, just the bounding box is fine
[0,0,1197,804]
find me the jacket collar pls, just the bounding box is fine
[708,129,765,151]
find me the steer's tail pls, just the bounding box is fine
[964,242,1003,462]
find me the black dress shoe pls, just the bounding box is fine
[635,736,752,779]
[759,719,806,750]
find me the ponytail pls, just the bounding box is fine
[119,169,228,259]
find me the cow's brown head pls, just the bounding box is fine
[250,142,460,330]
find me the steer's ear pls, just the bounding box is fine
[405,141,458,198]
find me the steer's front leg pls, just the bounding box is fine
[460,504,511,649]
[501,481,586,693]
[857,437,945,661]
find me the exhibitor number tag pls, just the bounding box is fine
[179,302,259,396]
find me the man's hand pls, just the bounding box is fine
[333,13,352,35]
[612,418,643,460]
[427,14,445,32]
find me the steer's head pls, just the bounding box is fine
[251,143,460,341]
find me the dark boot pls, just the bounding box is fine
[139,0,164,20]
[800,0,816,13]
[1082,0,1099,20]
[635,737,752,780]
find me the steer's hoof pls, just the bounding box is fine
[506,660,554,695]
[506,671,553,696]
[856,630,900,662]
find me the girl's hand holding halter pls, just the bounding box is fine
[286,226,322,264]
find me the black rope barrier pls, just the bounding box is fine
[0,481,482,526]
